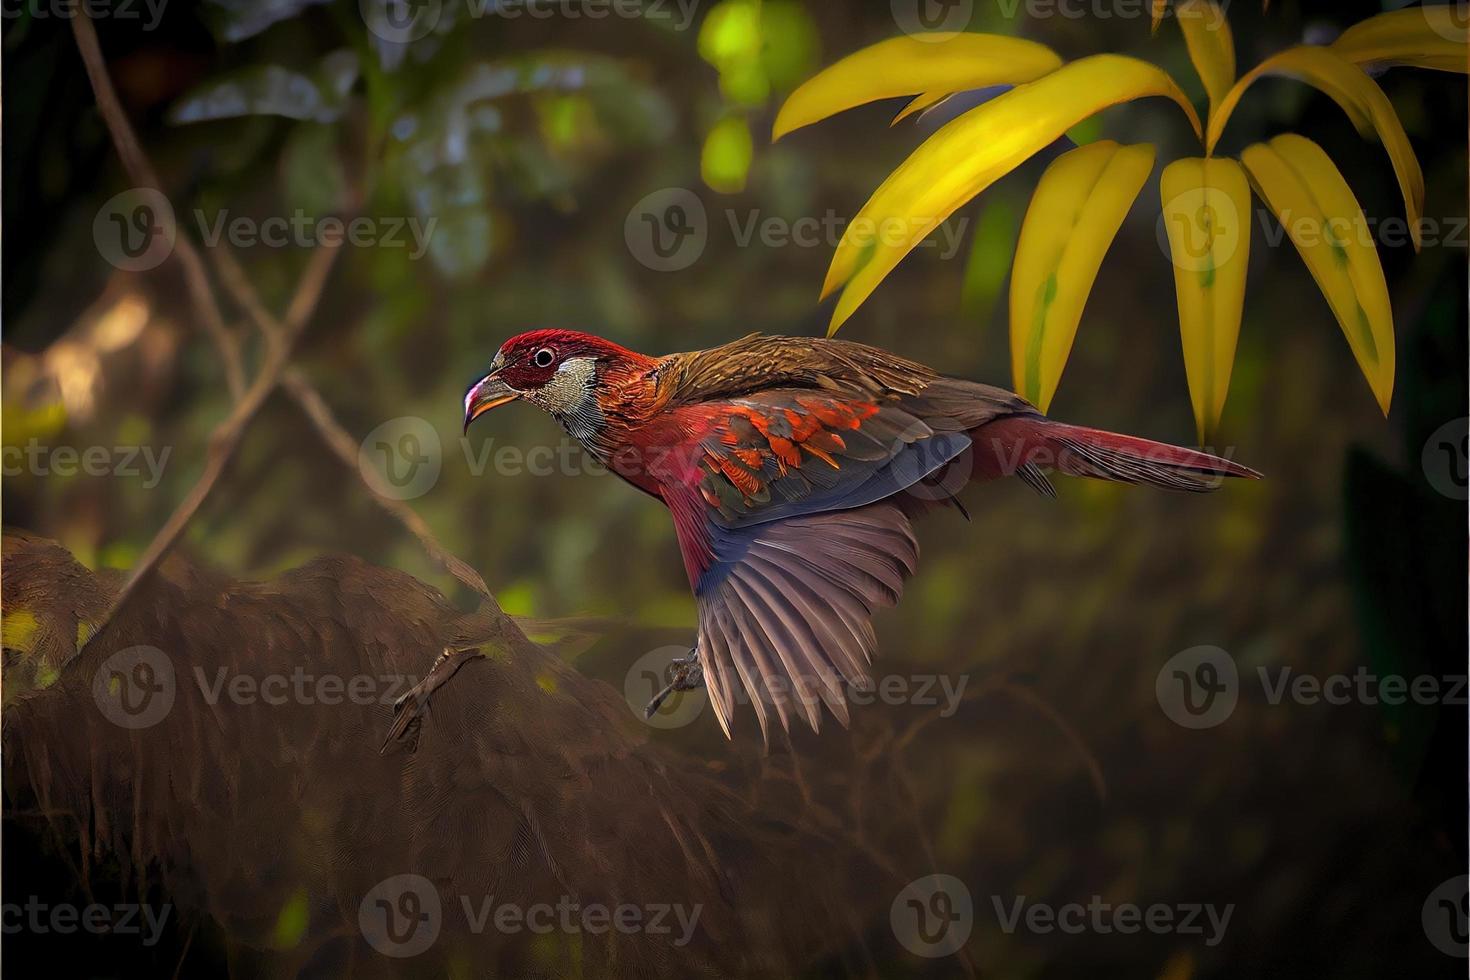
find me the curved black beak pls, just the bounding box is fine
[463,372,519,433]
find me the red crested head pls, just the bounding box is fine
[463,330,655,434]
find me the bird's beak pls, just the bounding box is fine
[463,372,519,433]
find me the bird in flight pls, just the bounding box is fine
[462,330,1257,741]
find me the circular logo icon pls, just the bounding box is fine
[1157,185,1243,273]
[624,646,707,729]
[624,188,707,272]
[1422,417,1469,501]
[358,416,442,501]
[890,0,972,39]
[1424,2,1469,45]
[94,188,176,272]
[92,645,176,729]
[359,873,442,958]
[359,0,443,43]
[1155,645,1238,729]
[891,874,973,957]
[1423,875,1469,958]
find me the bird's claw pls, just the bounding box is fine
[644,648,704,719]
[380,645,483,755]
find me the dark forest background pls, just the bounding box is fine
[2,0,1466,976]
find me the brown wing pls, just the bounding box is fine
[663,334,939,404]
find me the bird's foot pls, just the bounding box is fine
[380,645,482,755]
[644,647,704,719]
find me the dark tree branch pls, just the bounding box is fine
[71,11,246,401]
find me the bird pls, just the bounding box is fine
[463,330,1259,741]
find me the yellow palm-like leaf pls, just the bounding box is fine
[1177,0,1235,115]
[1151,0,1168,35]
[891,90,950,126]
[1159,157,1251,442]
[1206,45,1425,249]
[771,34,1062,141]
[823,54,1201,335]
[1241,134,1395,414]
[1331,7,1469,73]
[1010,140,1156,410]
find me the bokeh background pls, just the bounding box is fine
[3,0,1466,976]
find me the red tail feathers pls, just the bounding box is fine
[968,415,1261,494]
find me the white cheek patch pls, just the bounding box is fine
[540,357,598,415]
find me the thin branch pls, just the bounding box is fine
[280,367,493,600]
[214,237,494,602]
[70,11,246,400]
[96,243,341,629]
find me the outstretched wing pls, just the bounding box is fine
[691,501,919,741]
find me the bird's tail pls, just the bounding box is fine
[968,415,1261,494]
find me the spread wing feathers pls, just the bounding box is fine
[695,503,919,741]
[689,391,972,527]
[665,334,940,404]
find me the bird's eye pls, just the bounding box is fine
[533,348,555,368]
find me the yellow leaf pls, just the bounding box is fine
[1206,45,1425,249]
[1010,140,1156,410]
[772,34,1062,141]
[824,54,1201,334]
[891,90,949,126]
[1331,7,1469,73]
[1241,134,1394,414]
[1152,0,1168,34]
[1176,0,1235,115]
[1159,157,1251,442]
